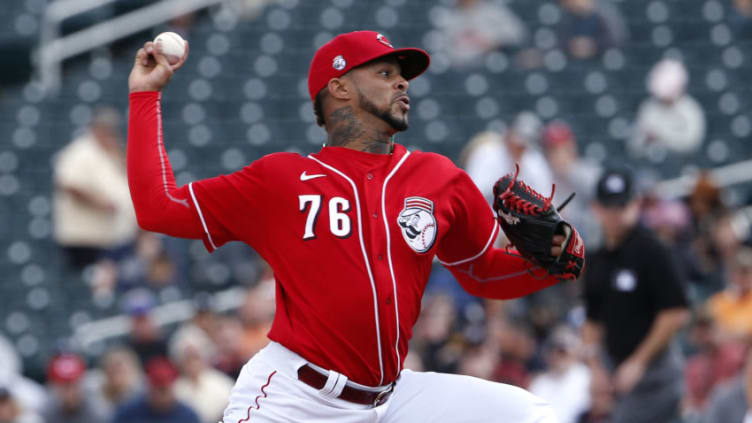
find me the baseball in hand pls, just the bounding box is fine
[153,32,186,65]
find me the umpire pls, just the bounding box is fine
[583,168,689,423]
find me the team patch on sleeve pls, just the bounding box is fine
[397,196,437,253]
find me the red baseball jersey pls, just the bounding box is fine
[127,92,561,387]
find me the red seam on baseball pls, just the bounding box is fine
[421,222,435,250]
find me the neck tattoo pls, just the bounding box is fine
[326,106,394,154]
[327,106,364,148]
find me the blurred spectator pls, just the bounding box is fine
[583,168,689,423]
[701,347,752,423]
[642,198,707,299]
[708,211,747,271]
[83,347,143,416]
[706,247,752,340]
[730,0,752,40]
[642,199,692,247]
[457,340,499,381]
[541,120,600,243]
[402,351,425,372]
[89,258,119,300]
[576,369,614,423]
[0,336,46,415]
[692,208,747,302]
[238,276,275,360]
[112,357,200,423]
[683,313,747,418]
[0,337,21,387]
[41,354,109,423]
[52,106,137,270]
[629,59,706,160]
[213,315,248,379]
[119,232,179,290]
[557,0,628,59]
[412,294,462,374]
[489,317,535,388]
[169,325,233,423]
[464,112,553,205]
[689,173,726,228]
[424,263,482,319]
[170,293,219,366]
[431,0,527,68]
[236,0,276,20]
[122,289,168,365]
[529,326,591,423]
[0,385,42,423]
[688,174,730,297]
[163,10,196,39]
[188,292,220,335]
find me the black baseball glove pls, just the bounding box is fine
[492,165,585,280]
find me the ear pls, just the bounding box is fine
[327,77,351,101]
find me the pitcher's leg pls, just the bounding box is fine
[382,370,559,423]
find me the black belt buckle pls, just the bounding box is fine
[372,384,394,407]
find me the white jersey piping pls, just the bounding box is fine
[187,182,218,251]
[307,155,385,385]
[380,151,410,379]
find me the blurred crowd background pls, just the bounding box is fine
[1,0,752,422]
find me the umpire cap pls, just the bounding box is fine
[596,168,635,207]
[308,31,430,102]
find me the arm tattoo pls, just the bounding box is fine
[327,106,364,147]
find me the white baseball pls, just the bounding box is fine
[153,32,186,65]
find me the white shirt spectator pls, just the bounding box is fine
[53,131,137,247]
[432,0,527,68]
[529,362,591,423]
[174,369,234,423]
[170,325,232,422]
[631,95,705,155]
[630,59,706,157]
[0,335,47,415]
[464,131,553,206]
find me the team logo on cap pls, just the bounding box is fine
[376,33,393,48]
[397,196,437,253]
[332,55,346,71]
[605,175,625,194]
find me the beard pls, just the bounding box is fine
[358,91,408,132]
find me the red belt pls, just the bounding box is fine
[297,364,394,407]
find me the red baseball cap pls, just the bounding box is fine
[307,31,430,102]
[543,121,575,148]
[47,354,86,383]
[145,357,179,387]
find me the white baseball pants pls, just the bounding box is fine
[221,342,558,423]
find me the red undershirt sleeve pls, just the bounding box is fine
[128,91,269,253]
[437,169,560,299]
[127,91,221,243]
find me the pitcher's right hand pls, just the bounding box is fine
[128,40,189,93]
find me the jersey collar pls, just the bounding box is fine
[314,143,408,171]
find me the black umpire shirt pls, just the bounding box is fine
[584,225,688,366]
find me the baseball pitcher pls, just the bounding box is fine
[127,30,584,422]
